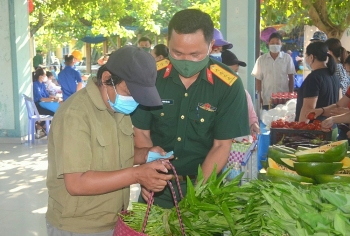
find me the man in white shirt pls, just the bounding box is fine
[252,32,296,109]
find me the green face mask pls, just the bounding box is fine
[168,53,209,78]
[142,47,151,53]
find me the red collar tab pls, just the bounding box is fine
[163,64,172,78]
[206,68,214,85]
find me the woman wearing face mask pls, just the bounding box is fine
[295,42,339,124]
[151,44,169,62]
[209,28,233,63]
[33,68,59,137]
[46,71,62,97]
[33,68,59,115]
[325,38,348,96]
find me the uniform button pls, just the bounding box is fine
[184,93,188,97]
[200,118,205,123]
[175,157,179,160]
[160,113,164,116]
[180,115,185,119]
[177,137,182,141]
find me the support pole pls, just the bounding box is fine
[86,43,91,73]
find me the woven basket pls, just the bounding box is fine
[113,163,185,236]
[114,211,146,236]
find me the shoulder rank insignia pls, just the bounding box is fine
[198,103,217,112]
[210,64,238,86]
[156,59,170,71]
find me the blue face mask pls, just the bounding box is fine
[299,65,304,70]
[107,84,139,114]
[209,53,222,62]
[305,56,312,71]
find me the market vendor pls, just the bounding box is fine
[131,9,250,209]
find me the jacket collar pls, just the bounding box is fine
[86,79,108,111]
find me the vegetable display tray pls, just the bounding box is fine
[270,128,332,145]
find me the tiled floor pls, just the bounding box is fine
[0,138,140,236]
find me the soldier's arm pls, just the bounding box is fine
[134,127,153,148]
[201,139,232,181]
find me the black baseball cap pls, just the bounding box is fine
[105,46,162,107]
[221,50,247,67]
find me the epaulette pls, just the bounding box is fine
[156,59,170,71]
[210,64,238,86]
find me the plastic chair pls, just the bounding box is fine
[22,94,53,143]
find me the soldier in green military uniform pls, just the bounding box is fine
[33,49,43,70]
[132,9,250,209]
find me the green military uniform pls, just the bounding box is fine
[46,79,134,233]
[131,58,250,208]
[33,54,43,69]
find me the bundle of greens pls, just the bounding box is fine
[168,167,350,236]
[121,166,350,235]
[120,202,170,235]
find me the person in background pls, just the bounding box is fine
[309,55,350,141]
[33,49,44,70]
[137,37,152,53]
[97,54,110,65]
[345,54,350,78]
[209,28,233,62]
[287,50,292,57]
[33,68,59,115]
[151,44,169,62]
[46,46,173,236]
[58,55,83,101]
[46,71,61,97]
[33,68,59,137]
[295,41,339,123]
[310,31,328,42]
[252,32,295,110]
[326,38,348,96]
[221,50,260,135]
[70,50,90,82]
[132,9,249,209]
[49,66,58,82]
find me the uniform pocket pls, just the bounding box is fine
[95,134,113,170]
[119,117,134,168]
[188,108,215,137]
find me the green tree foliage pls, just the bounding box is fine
[261,0,350,39]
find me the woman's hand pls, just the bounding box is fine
[321,117,334,132]
[306,108,323,119]
[250,123,260,135]
[330,107,349,116]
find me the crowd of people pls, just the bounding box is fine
[29,7,350,236]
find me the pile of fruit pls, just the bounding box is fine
[271,118,322,130]
[260,140,350,184]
